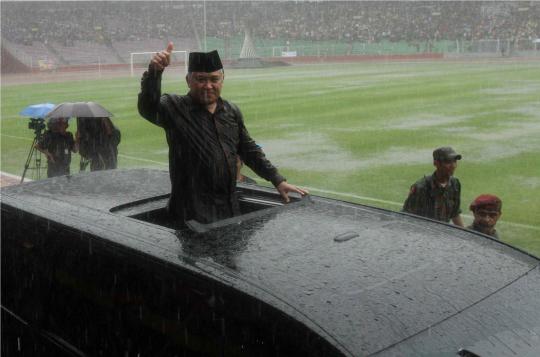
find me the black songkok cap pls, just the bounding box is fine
[188,50,223,73]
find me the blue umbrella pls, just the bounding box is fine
[20,103,56,119]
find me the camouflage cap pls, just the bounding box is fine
[470,194,502,212]
[433,147,462,161]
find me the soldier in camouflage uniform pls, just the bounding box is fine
[468,194,502,239]
[402,147,464,226]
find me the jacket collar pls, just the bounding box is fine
[429,171,455,190]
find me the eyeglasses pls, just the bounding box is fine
[191,75,223,84]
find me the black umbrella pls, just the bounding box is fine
[46,102,113,119]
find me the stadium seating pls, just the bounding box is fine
[1,1,538,69]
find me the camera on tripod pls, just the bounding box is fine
[20,118,47,183]
[28,118,46,135]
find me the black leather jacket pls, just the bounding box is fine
[138,68,285,225]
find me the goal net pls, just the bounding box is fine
[130,50,188,77]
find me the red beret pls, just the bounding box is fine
[470,194,502,212]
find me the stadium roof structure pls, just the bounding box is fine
[2,169,540,356]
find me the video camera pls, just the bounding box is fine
[28,118,46,136]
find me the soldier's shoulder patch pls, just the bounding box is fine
[409,185,417,195]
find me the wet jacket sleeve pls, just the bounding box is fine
[449,178,462,218]
[233,105,285,187]
[137,67,172,129]
[402,183,423,214]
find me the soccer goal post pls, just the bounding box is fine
[130,50,188,77]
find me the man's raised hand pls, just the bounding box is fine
[151,42,174,72]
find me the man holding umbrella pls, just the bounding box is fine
[138,42,307,226]
[47,102,120,172]
[77,117,121,171]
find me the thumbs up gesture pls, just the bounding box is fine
[151,42,174,72]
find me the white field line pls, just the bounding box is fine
[2,134,32,141]
[2,135,167,166]
[117,154,168,166]
[3,134,538,231]
[304,186,403,207]
[304,186,540,232]
[0,171,33,182]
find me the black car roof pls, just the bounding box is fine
[2,169,539,356]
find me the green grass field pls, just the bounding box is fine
[2,60,539,256]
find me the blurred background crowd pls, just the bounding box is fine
[1,1,539,70]
[2,1,538,46]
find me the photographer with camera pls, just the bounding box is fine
[35,117,77,178]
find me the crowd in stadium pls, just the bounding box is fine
[2,1,539,46]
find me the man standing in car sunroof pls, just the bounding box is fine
[138,43,307,226]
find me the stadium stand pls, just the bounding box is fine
[50,41,113,65]
[1,1,538,72]
[2,39,59,68]
[1,46,30,74]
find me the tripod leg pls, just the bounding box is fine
[35,148,42,180]
[20,138,38,183]
[20,137,44,183]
